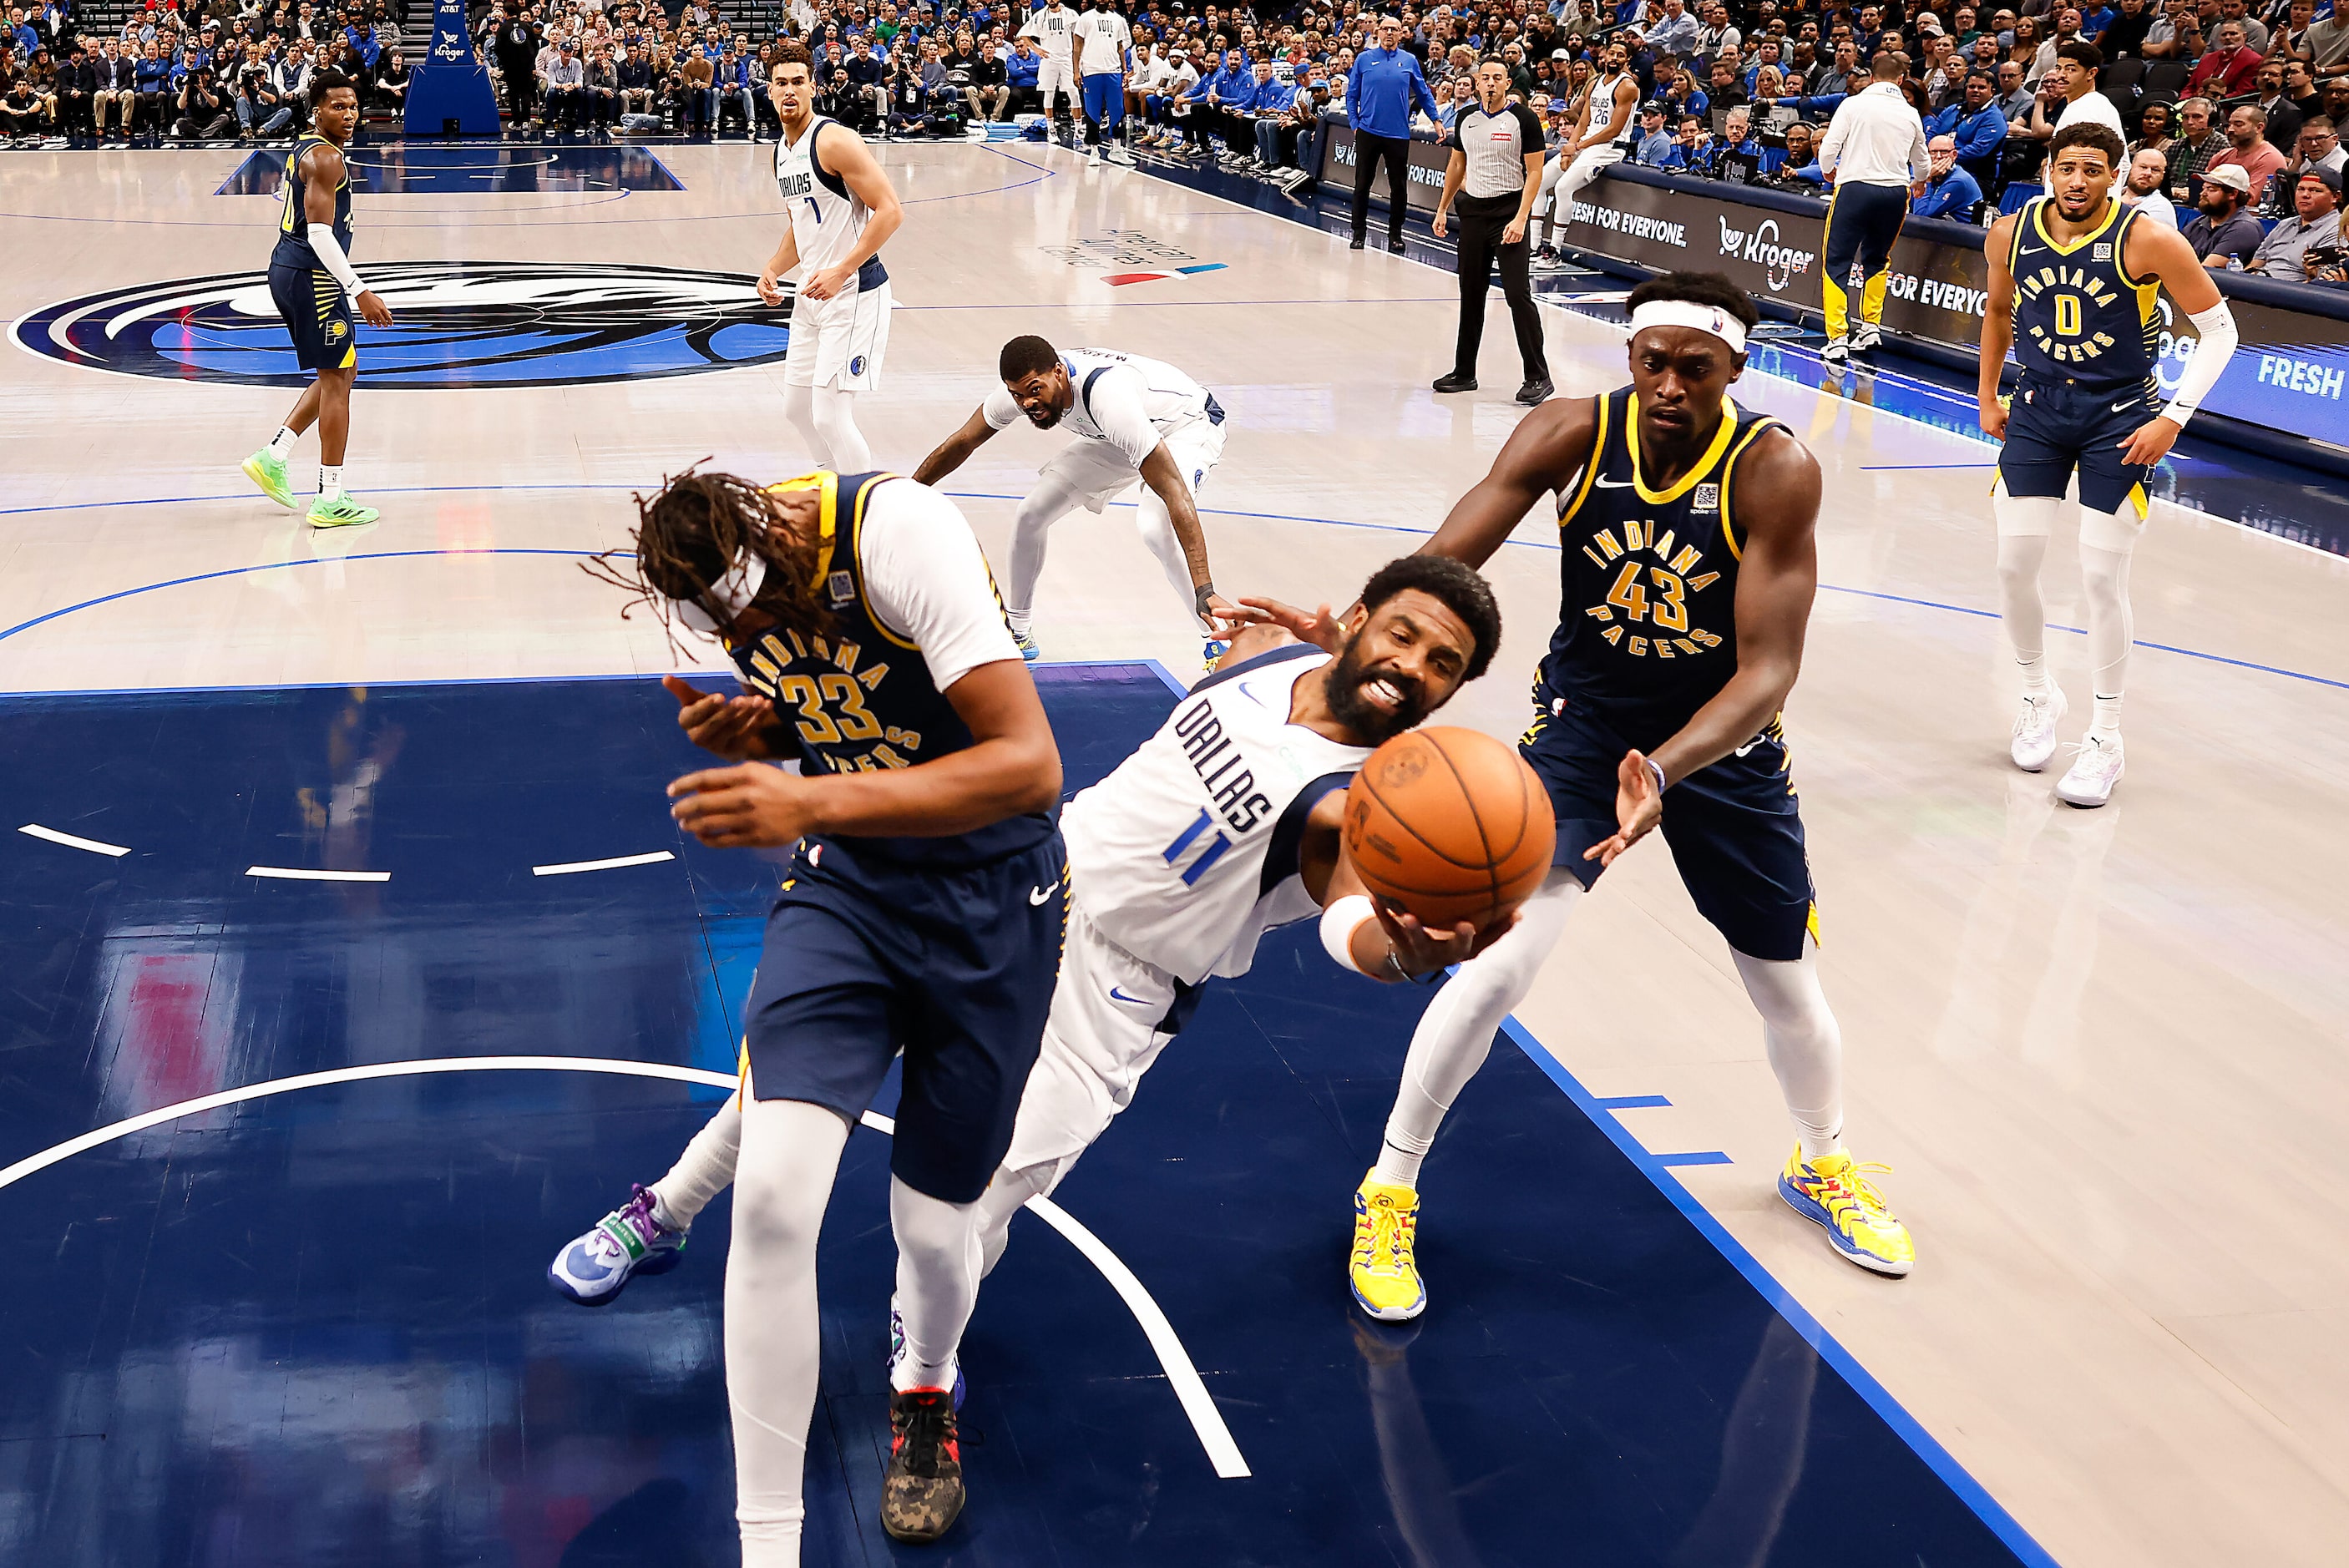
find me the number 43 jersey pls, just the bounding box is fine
[1545,387,1786,753]
[1061,645,1369,986]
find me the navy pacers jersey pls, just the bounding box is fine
[1546,388,1787,751]
[271,134,353,272]
[723,470,1055,868]
[2007,195,2160,396]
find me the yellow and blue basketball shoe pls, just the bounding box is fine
[548,1184,688,1306]
[1013,630,1042,663]
[241,449,297,509]
[1349,1173,1426,1321]
[1779,1147,1915,1277]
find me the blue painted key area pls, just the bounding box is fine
[3,670,2041,1565]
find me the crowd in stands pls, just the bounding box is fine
[2,0,2340,287]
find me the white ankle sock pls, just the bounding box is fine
[2089,697,2123,741]
[267,426,296,461]
[1005,607,1033,640]
[318,464,343,498]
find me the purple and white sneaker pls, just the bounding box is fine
[888,1296,969,1411]
[549,1184,687,1306]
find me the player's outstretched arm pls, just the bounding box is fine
[1137,440,1238,630]
[2119,218,2235,468]
[668,660,1060,847]
[910,405,998,485]
[800,122,904,302]
[1417,395,1598,569]
[1977,212,2018,440]
[1646,428,1821,789]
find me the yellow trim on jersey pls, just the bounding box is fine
[1557,393,1611,529]
[769,470,842,576]
[850,473,924,651]
[1628,393,1739,506]
[2030,194,2123,258]
[1713,416,1783,562]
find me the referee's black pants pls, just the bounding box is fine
[1453,192,1547,382]
[1349,130,1411,245]
[1820,180,1907,343]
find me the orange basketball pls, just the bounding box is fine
[1344,727,1556,930]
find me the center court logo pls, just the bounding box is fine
[11,260,794,390]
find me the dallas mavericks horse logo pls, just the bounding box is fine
[10,261,794,389]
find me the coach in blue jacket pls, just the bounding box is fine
[1346,14,1439,251]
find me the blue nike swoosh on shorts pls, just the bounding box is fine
[1109,987,1147,1004]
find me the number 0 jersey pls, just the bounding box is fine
[1061,645,1369,986]
[724,471,1051,869]
[2006,195,2160,396]
[1547,388,1787,752]
[271,133,354,275]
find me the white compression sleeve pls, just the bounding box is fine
[1729,947,1845,1159]
[728,1095,853,1568]
[1371,871,1584,1190]
[782,382,830,468]
[649,1100,742,1228]
[810,387,871,473]
[889,1176,983,1392]
[2077,519,2138,736]
[2162,300,2237,431]
[1005,474,1083,619]
[306,225,367,299]
[1992,490,2060,693]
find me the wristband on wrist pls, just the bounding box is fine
[1193,581,1218,618]
[1645,757,1668,796]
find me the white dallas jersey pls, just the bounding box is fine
[1072,7,1131,73]
[773,117,886,287]
[1063,646,1370,985]
[1019,2,1076,62]
[983,346,1220,468]
[1587,71,1635,146]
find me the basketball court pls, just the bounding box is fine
[4,136,2347,1567]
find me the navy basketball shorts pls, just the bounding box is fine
[268,260,357,372]
[1997,375,2157,518]
[1519,692,1818,962]
[741,833,1068,1204]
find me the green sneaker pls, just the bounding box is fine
[306,493,381,529]
[242,450,297,509]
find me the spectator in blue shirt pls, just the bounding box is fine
[1926,68,2007,185]
[1345,15,1437,250]
[1633,99,1675,163]
[1644,0,1700,59]
[1911,134,1986,219]
[1661,111,1711,169]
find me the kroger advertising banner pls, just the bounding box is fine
[406,0,501,135]
[1572,167,2349,453]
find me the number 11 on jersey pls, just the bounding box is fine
[1163,807,1233,887]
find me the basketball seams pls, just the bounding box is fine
[1422,731,1504,913]
[1355,763,1486,873]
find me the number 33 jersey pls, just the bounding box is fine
[1545,387,1785,752]
[1061,645,1369,986]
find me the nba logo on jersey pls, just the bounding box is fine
[1693,483,1720,513]
[827,570,856,607]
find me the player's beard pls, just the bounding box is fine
[1322,635,1430,743]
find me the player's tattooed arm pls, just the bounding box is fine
[1415,396,1600,569]
[910,405,999,485]
[668,660,1061,847]
[1977,213,2019,440]
[1646,427,1820,794]
[1137,441,1239,631]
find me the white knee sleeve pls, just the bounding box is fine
[1730,946,1844,1159]
[650,1099,742,1227]
[781,381,827,469]
[1992,491,2058,683]
[1374,872,1583,1189]
[810,386,870,473]
[2078,533,2134,716]
[889,1176,982,1392]
[727,1096,853,1568]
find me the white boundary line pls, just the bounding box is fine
[245,865,391,882]
[1,1054,1252,1480]
[533,851,676,877]
[18,822,129,857]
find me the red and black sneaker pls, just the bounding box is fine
[881,1387,964,1544]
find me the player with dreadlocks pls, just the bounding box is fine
[572,466,1065,1560]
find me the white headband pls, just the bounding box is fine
[1628,299,1748,356]
[675,546,767,634]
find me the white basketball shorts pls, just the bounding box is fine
[783,277,891,391]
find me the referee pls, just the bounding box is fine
[1815,53,1930,364]
[1431,58,1552,403]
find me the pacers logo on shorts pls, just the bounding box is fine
[13,260,797,390]
[324,320,348,344]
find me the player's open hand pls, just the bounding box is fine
[664,674,782,760]
[356,289,393,328]
[1230,595,1345,651]
[2116,414,2181,468]
[1584,746,1663,867]
[667,762,817,847]
[1373,898,1520,979]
